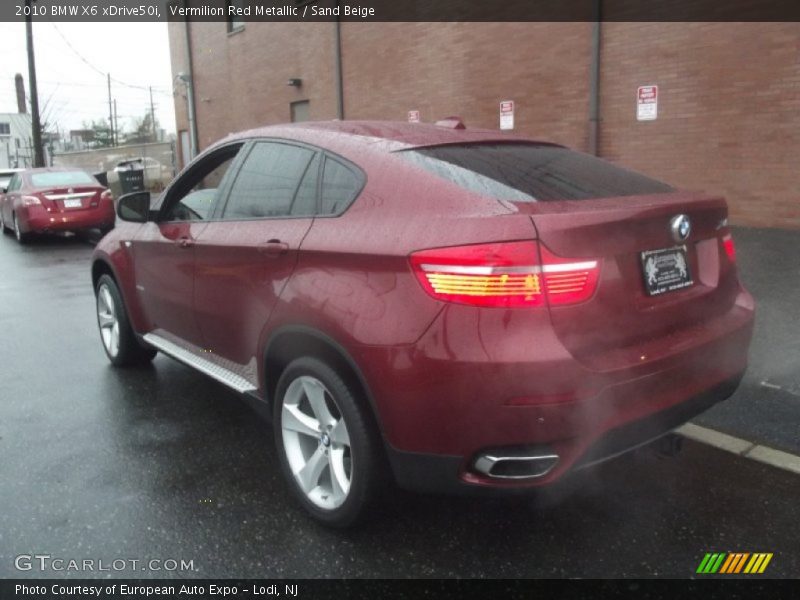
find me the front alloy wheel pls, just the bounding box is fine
[274,357,383,527]
[95,274,156,366]
[13,213,28,244]
[96,283,121,358]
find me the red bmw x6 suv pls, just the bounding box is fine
[91,121,754,526]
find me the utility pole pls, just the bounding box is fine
[113,99,119,145]
[107,73,114,147]
[25,0,44,167]
[149,86,157,142]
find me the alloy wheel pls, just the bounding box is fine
[96,283,120,358]
[13,214,22,242]
[281,375,352,510]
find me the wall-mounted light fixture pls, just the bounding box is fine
[287,78,302,87]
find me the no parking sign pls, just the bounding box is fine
[637,85,658,121]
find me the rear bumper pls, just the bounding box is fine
[386,373,743,495]
[22,206,114,233]
[357,287,755,493]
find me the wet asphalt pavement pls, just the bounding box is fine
[694,227,800,455]
[0,227,798,579]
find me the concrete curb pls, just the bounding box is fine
[677,422,800,476]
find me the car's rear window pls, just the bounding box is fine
[30,171,96,188]
[396,143,674,201]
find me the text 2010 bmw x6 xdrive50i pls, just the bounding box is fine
[91,121,754,526]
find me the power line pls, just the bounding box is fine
[1,77,172,95]
[49,24,172,93]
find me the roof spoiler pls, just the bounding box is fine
[435,116,466,130]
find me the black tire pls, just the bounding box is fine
[95,274,157,367]
[273,356,383,527]
[13,213,29,244]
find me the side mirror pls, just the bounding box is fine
[0,187,7,194]
[117,191,152,223]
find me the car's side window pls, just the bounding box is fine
[290,152,320,216]
[162,144,243,222]
[7,174,20,192]
[221,142,316,220]
[320,157,362,215]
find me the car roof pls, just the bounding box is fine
[23,167,89,174]
[224,120,557,151]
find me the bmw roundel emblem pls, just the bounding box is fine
[670,214,691,243]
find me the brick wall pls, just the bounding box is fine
[168,22,799,229]
[599,22,800,229]
[340,22,591,150]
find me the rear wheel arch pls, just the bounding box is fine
[263,326,385,439]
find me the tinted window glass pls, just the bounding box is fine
[168,189,217,221]
[164,145,242,222]
[8,174,20,191]
[397,144,674,202]
[0,176,13,190]
[30,171,96,188]
[320,158,361,215]
[223,142,315,220]
[290,153,319,216]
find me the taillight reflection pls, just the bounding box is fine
[722,233,736,263]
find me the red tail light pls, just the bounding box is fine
[100,189,113,202]
[539,245,601,306]
[410,241,599,308]
[22,195,41,207]
[722,233,736,263]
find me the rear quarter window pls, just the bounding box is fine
[320,157,362,215]
[396,144,674,202]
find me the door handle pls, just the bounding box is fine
[176,237,194,248]
[258,239,290,257]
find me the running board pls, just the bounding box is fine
[143,333,257,394]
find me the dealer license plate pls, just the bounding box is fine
[640,245,693,296]
[63,198,82,209]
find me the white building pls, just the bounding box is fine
[0,112,34,169]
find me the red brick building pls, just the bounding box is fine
[168,22,799,228]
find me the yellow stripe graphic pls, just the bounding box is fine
[758,553,773,573]
[744,554,760,573]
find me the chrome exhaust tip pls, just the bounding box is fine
[473,448,559,479]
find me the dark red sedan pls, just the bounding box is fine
[0,167,115,243]
[91,121,754,526]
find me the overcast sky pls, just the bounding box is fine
[0,22,177,137]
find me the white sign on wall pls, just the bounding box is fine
[407,110,420,123]
[637,85,658,121]
[499,100,514,130]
